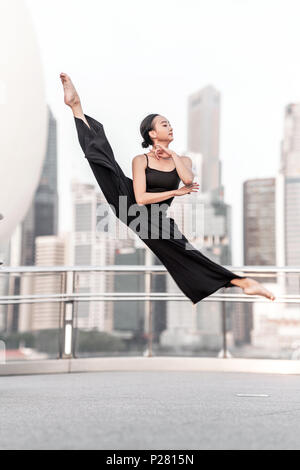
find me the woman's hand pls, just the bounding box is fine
[174,182,199,196]
[154,143,176,159]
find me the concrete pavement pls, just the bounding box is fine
[1,371,300,450]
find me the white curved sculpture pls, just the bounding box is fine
[0,0,47,240]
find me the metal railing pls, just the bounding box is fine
[0,265,299,359]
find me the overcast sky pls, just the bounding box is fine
[25,0,300,265]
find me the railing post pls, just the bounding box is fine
[72,271,78,359]
[222,300,227,358]
[62,270,74,359]
[148,273,153,357]
[144,252,153,357]
[58,272,65,358]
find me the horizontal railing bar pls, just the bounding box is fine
[0,265,299,274]
[0,294,299,304]
[1,292,300,301]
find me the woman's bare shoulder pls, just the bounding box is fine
[132,154,147,165]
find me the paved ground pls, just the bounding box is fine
[0,371,300,450]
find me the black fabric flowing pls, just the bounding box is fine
[74,114,246,305]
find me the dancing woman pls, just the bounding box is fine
[60,72,275,304]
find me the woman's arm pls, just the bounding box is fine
[132,155,176,205]
[154,144,195,185]
[171,155,194,185]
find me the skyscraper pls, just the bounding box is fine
[21,105,58,265]
[234,177,277,346]
[247,104,300,354]
[280,103,300,268]
[244,178,276,267]
[187,85,222,196]
[71,180,118,331]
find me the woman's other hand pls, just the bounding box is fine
[174,182,200,196]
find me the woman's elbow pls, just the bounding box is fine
[135,195,145,205]
[184,172,195,185]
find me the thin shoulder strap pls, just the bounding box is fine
[144,153,149,168]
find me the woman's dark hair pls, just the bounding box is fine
[140,114,160,148]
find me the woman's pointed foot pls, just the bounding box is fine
[60,72,80,107]
[242,277,276,301]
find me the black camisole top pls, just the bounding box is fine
[144,153,180,208]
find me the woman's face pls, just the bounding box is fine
[150,115,173,145]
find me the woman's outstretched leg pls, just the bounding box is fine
[59,72,133,219]
[59,72,111,157]
[60,72,91,129]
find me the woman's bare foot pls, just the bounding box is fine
[234,277,276,301]
[60,72,90,128]
[60,72,81,107]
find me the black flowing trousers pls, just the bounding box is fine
[74,114,246,305]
